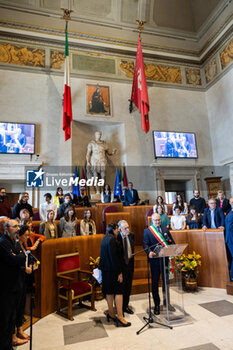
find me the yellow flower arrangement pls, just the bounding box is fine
[176,251,201,280]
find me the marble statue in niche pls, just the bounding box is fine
[86,131,116,193]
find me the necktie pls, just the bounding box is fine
[211,210,216,229]
[123,237,129,264]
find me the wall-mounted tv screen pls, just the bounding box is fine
[0,122,35,154]
[153,131,198,159]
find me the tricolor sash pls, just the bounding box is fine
[149,224,174,279]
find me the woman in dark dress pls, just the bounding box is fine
[186,206,202,229]
[99,223,131,327]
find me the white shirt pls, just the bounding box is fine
[39,202,57,221]
[171,215,185,230]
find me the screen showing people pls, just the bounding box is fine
[0,122,35,154]
[153,131,197,159]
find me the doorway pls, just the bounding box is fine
[164,180,192,204]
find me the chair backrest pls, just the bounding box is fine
[56,252,80,275]
[102,205,118,221]
[32,211,40,221]
[146,208,153,226]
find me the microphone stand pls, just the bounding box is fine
[132,244,173,335]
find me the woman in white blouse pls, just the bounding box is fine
[172,193,188,215]
[171,206,186,230]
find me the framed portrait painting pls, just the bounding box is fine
[86,84,111,117]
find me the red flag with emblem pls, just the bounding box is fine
[130,35,149,133]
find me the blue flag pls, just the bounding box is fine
[114,168,122,196]
[73,166,80,196]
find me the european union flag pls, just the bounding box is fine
[73,166,80,196]
[114,168,122,196]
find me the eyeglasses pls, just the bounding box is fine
[9,224,20,228]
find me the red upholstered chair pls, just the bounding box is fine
[146,208,153,226]
[56,251,96,320]
[101,205,118,233]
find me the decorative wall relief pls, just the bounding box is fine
[185,68,202,86]
[220,39,233,69]
[0,44,45,67]
[204,58,217,83]
[50,50,65,69]
[120,60,182,83]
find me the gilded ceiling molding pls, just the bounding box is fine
[185,69,202,86]
[0,43,45,67]
[50,50,65,69]
[204,58,218,84]
[120,60,182,84]
[220,39,233,69]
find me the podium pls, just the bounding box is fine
[155,243,188,326]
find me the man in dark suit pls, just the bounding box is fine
[59,194,75,218]
[202,198,225,230]
[189,190,206,214]
[216,190,230,214]
[117,220,134,314]
[0,219,26,350]
[77,187,91,207]
[143,213,175,315]
[124,182,140,206]
[225,198,233,281]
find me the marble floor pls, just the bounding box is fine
[18,288,233,350]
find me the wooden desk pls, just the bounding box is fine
[123,205,153,245]
[105,212,131,230]
[36,235,104,318]
[96,202,123,232]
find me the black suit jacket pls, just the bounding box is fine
[99,234,122,274]
[117,232,134,271]
[0,234,26,294]
[216,198,230,214]
[143,226,175,258]
[202,207,225,228]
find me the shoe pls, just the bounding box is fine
[12,337,28,346]
[154,305,160,315]
[106,313,117,323]
[116,318,131,327]
[123,307,134,315]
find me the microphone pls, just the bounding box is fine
[26,250,40,264]
[163,232,172,244]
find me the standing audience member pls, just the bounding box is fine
[189,190,206,214]
[124,182,140,206]
[186,206,202,229]
[80,209,96,235]
[39,210,58,239]
[0,219,26,350]
[143,213,175,315]
[202,198,225,230]
[172,193,188,215]
[171,206,186,230]
[117,220,134,315]
[13,225,32,346]
[101,184,114,203]
[77,187,91,207]
[0,187,12,218]
[156,205,170,228]
[59,194,74,219]
[216,190,230,214]
[60,206,77,237]
[12,192,33,219]
[67,186,78,205]
[39,193,57,221]
[225,198,233,281]
[53,187,64,209]
[153,195,168,214]
[24,218,45,251]
[99,223,131,327]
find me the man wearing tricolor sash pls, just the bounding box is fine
[143,213,175,315]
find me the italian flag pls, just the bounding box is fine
[63,22,73,141]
